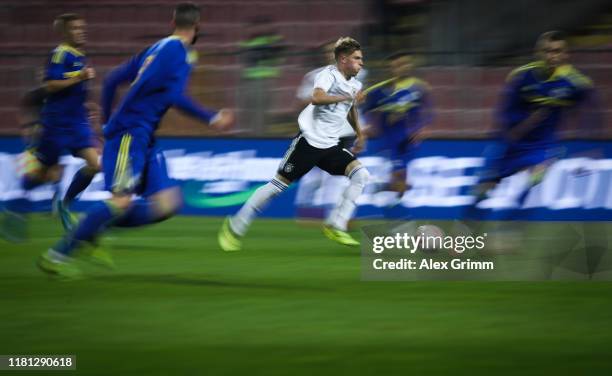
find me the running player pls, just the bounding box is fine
[467,31,593,220]
[295,41,368,220]
[361,52,433,209]
[2,14,99,240]
[38,2,233,278]
[219,37,370,250]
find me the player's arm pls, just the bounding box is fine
[105,43,180,123]
[44,51,94,93]
[310,69,351,106]
[171,50,233,131]
[101,52,143,122]
[173,94,233,130]
[348,104,366,153]
[45,69,94,93]
[296,72,315,108]
[311,88,352,105]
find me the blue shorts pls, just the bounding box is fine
[31,124,96,166]
[480,142,561,183]
[102,132,174,197]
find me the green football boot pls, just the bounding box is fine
[218,217,242,252]
[37,251,83,280]
[323,225,360,246]
[79,243,116,270]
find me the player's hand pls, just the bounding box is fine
[354,90,366,105]
[352,134,366,154]
[210,109,234,131]
[80,67,96,81]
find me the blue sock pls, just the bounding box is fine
[54,201,119,256]
[64,167,95,205]
[114,198,172,228]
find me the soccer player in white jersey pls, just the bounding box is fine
[294,41,368,220]
[219,37,370,250]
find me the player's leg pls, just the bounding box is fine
[1,151,43,241]
[114,187,182,228]
[219,135,317,251]
[387,141,415,209]
[38,133,141,278]
[57,127,101,230]
[383,146,411,218]
[390,169,408,195]
[1,134,59,241]
[63,147,100,206]
[461,140,509,222]
[295,168,325,219]
[39,192,130,278]
[319,147,370,246]
[114,148,182,228]
[55,147,101,231]
[481,148,552,221]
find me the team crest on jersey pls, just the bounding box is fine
[284,163,294,173]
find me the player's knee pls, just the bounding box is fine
[45,165,63,183]
[270,175,291,194]
[349,166,370,187]
[109,194,132,212]
[274,174,292,187]
[78,147,101,172]
[84,163,100,175]
[151,187,183,217]
[82,157,101,174]
[163,187,183,214]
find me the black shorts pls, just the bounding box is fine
[277,134,357,182]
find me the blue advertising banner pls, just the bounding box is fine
[1,137,610,221]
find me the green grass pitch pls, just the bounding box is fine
[1,215,612,375]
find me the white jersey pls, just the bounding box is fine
[297,65,363,149]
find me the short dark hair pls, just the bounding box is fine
[334,37,361,60]
[53,13,82,33]
[174,2,200,28]
[535,30,566,50]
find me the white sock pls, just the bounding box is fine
[230,178,288,236]
[327,167,370,231]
